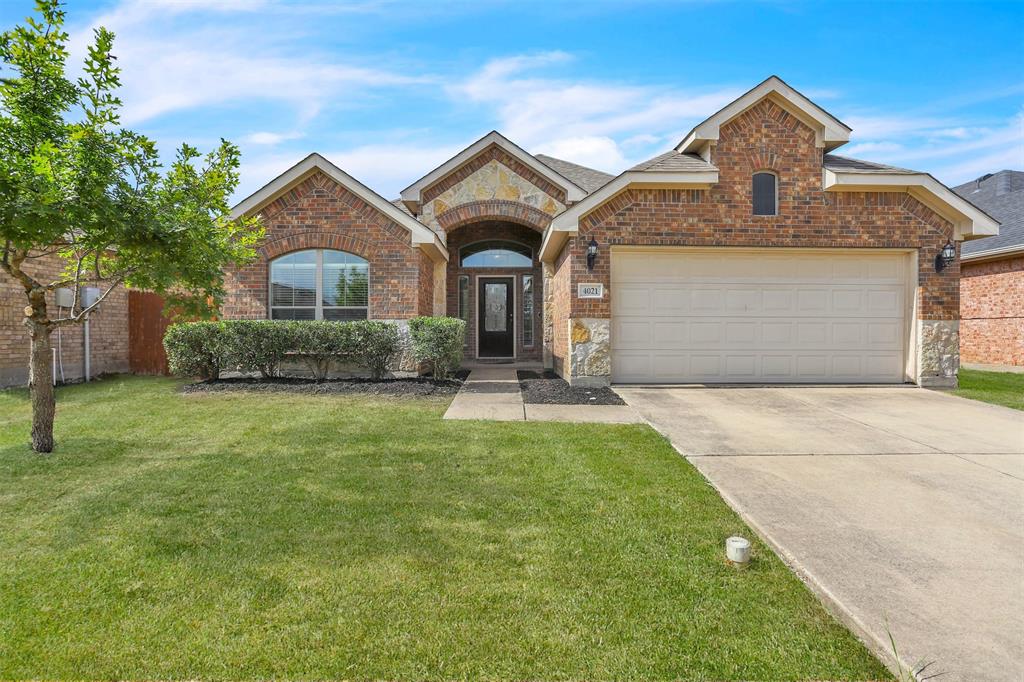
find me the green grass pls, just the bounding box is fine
[0,377,889,680]
[955,368,1024,410]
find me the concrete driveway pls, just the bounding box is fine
[617,386,1024,682]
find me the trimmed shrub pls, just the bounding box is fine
[409,317,466,379]
[164,321,226,380]
[352,321,401,380]
[289,320,356,380]
[221,320,291,378]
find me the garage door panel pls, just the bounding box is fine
[611,250,910,384]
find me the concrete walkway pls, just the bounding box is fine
[444,368,642,423]
[619,386,1024,681]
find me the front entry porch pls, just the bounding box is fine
[445,220,544,363]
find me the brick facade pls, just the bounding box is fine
[1,252,129,388]
[570,100,957,322]
[222,170,428,321]
[444,222,543,361]
[960,256,1024,366]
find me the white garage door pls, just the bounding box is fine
[611,249,911,384]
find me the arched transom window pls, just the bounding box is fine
[460,240,533,268]
[270,249,369,320]
[752,171,778,216]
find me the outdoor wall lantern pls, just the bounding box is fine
[586,238,599,270]
[935,239,956,272]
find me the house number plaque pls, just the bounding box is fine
[577,283,604,299]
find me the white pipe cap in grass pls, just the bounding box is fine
[726,536,751,564]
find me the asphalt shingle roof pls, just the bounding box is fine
[534,154,615,193]
[822,154,916,174]
[954,170,1024,256]
[628,151,717,173]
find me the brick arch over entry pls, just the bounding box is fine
[437,200,552,234]
[259,231,377,261]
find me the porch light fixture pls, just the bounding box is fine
[586,238,599,270]
[935,239,956,272]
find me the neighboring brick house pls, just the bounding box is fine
[225,76,999,388]
[953,170,1023,368]
[0,253,129,388]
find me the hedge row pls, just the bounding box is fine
[163,318,466,381]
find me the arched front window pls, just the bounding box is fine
[752,171,778,216]
[460,240,533,268]
[270,249,369,320]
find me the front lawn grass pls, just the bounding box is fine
[0,376,889,680]
[955,368,1024,410]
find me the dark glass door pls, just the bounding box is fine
[478,278,514,357]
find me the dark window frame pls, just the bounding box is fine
[459,240,534,269]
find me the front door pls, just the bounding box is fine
[478,277,514,358]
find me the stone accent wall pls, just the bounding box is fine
[917,320,959,388]
[420,155,565,233]
[960,256,1024,366]
[567,318,610,387]
[222,170,430,321]
[443,221,542,361]
[558,98,960,386]
[1,252,129,388]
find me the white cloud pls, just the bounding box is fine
[70,0,430,125]
[450,53,742,171]
[243,131,306,145]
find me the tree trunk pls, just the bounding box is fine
[28,322,56,453]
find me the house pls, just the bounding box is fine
[0,255,130,388]
[953,170,1023,368]
[223,76,999,388]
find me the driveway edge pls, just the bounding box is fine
[687,457,909,678]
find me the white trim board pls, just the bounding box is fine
[823,168,1000,240]
[676,75,851,157]
[230,153,449,263]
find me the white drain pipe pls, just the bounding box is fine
[83,316,91,382]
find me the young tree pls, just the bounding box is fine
[0,1,263,452]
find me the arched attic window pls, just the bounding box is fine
[752,171,778,216]
[270,249,369,320]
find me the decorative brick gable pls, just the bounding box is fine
[222,170,426,320]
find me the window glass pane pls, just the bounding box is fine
[522,275,534,347]
[323,262,368,307]
[323,308,369,321]
[458,276,470,321]
[484,283,507,332]
[461,241,532,268]
[271,307,315,320]
[271,249,317,308]
[753,172,777,215]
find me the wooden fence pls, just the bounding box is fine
[128,290,171,375]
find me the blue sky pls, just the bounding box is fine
[3,0,1022,202]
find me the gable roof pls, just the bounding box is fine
[400,131,589,210]
[230,153,447,261]
[954,170,1024,260]
[822,154,999,240]
[534,154,615,193]
[676,75,852,155]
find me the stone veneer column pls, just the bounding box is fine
[917,319,959,388]
[567,318,611,387]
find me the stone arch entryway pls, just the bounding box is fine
[444,220,544,362]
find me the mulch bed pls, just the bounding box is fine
[517,370,625,405]
[183,371,469,397]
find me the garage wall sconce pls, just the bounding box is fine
[935,239,956,273]
[586,238,599,270]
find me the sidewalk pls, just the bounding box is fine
[443,368,642,424]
